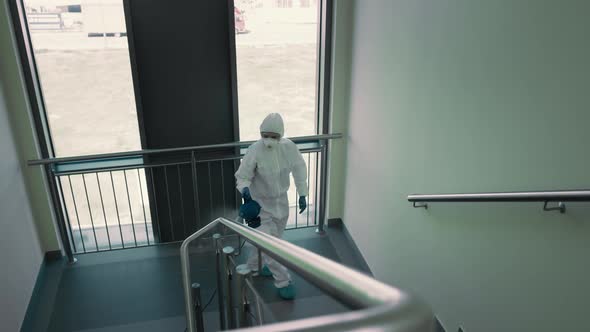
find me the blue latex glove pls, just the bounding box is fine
[299,196,307,214]
[242,187,251,201]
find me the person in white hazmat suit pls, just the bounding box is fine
[235,113,307,300]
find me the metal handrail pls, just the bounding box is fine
[180,217,434,332]
[27,133,343,166]
[408,190,590,202]
[408,190,590,213]
[51,147,324,176]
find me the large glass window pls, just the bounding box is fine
[19,0,326,249]
[23,0,151,251]
[24,0,141,157]
[235,0,319,140]
[234,0,321,227]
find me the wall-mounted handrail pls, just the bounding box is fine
[27,133,343,166]
[408,190,590,213]
[180,217,434,332]
[408,190,590,202]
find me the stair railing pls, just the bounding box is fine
[180,217,434,332]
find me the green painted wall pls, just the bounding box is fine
[326,0,353,220]
[1,0,60,252]
[334,0,590,331]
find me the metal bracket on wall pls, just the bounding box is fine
[413,202,428,209]
[543,201,566,213]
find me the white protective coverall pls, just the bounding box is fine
[235,113,308,288]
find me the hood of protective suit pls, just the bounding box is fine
[259,113,284,138]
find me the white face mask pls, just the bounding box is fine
[263,137,279,149]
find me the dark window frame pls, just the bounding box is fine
[8,0,56,159]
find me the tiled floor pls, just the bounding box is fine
[22,225,371,332]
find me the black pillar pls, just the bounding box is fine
[125,0,240,242]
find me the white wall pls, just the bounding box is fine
[337,1,590,331]
[326,0,353,219]
[0,70,44,332]
[0,0,60,252]
[0,1,46,330]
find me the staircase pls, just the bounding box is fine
[22,223,384,332]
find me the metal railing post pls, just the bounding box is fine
[223,246,236,329]
[191,151,201,230]
[235,264,251,328]
[180,221,221,332]
[213,233,226,330]
[317,141,329,234]
[46,165,76,263]
[191,283,205,332]
[244,278,265,326]
[257,248,262,273]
